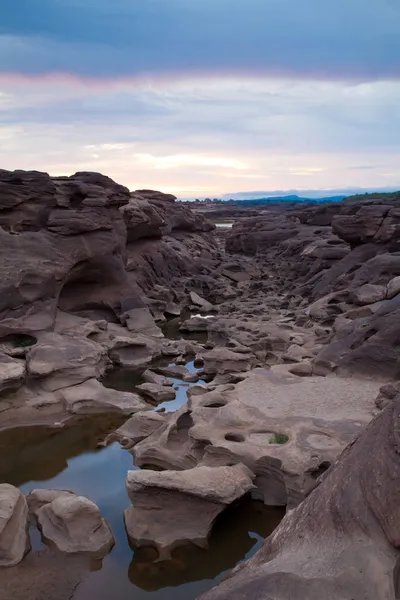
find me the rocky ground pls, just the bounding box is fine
[1,171,400,599]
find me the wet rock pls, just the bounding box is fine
[136,383,176,404]
[33,490,114,557]
[124,464,254,557]
[0,484,30,567]
[0,353,26,392]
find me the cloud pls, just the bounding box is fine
[1,0,400,80]
[0,75,399,196]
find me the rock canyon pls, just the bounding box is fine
[0,169,400,600]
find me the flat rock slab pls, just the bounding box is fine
[136,383,176,404]
[0,484,30,567]
[124,464,254,556]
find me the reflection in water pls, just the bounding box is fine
[0,359,283,599]
[129,499,284,592]
[102,360,205,413]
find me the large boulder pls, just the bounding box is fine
[124,464,254,558]
[0,484,30,567]
[31,489,114,557]
[199,398,400,600]
[26,333,108,391]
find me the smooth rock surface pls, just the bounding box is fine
[124,464,254,557]
[34,491,114,557]
[0,484,30,567]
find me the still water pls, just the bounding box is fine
[0,361,284,599]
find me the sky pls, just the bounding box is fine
[1,0,399,198]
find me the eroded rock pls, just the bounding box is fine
[124,464,254,557]
[0,484,30,567]
[32,490,114,557]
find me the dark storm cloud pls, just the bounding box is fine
[1,0,399,79]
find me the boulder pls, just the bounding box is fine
[189,291,214,313]
[26,333,107,391]
[142,369,173,387]
[0,484,30,567]
[201,348,254,376]
[136,383,176,404]
[112,411,167,448]
[33,490,114,557]
[124,464,254,557]
[288,360,313,376]
[387,276,400,299]
[351,284,387,306]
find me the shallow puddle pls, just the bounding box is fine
[0,358,284,598]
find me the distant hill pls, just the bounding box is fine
[226,195,347,206]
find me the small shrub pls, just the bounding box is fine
[269,433,289,445]
[12,335,37,348]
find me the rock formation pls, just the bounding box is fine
[0,169,217,427]
[28,489,114,558]
[0,484,30,567]
[124,464,254,558]
[199,398,400,600]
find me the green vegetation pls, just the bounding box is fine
[12,335,37,348]
[269,433,289,445]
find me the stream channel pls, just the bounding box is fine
[0,318,284,599]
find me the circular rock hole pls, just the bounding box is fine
[204,401,227,408]
[225,432,245,443]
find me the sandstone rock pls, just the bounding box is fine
[351,283,387,306]
[0,484,30,567]
[0,354,26,392]
[34,491,114,557]
[288,360,313,376]
[155,365,193,379]
[26,333,107,391]
[113,411,167,448]
[124,307,162,338]
[142,369,173,387]
[124,464,254,557]
[199,398,400,600]
[107,335,158,369]
[59,378,149,415]
[387,276,400,299]
[136,383,176,404]
[189,291,214,313]
[375,382,400,410]
[201,348,254,376]
[180,315,215,332]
